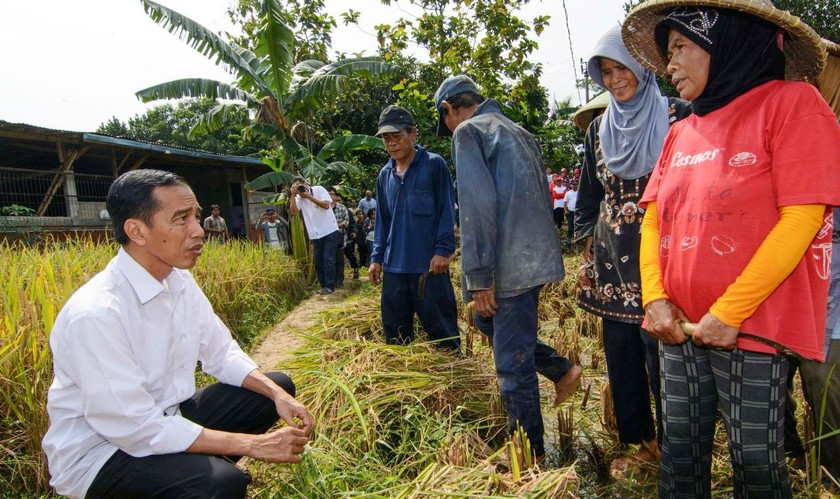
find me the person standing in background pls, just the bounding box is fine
[203,204,228,243]
[563,180,579,247]
[289,177,340,295]
[358,190,377,219]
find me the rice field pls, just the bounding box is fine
[0,238,832,497]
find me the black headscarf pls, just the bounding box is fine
[654,7,786,116]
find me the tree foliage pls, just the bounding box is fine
[773,0,839,43]
[372,0,548,92]
[95,99,270,157]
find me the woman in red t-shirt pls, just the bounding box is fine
[623,0,840,497]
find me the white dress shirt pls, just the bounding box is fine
[42,249,258,498]
[296,186,339,240]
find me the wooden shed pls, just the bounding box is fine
[0,121,278,241]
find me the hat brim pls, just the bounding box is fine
[436,111,452,137]
[817,39,840,117]
[375,124,408,137]
[572,91,611,131]
[622,0,826,82]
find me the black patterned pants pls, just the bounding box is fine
[658,342,791,499]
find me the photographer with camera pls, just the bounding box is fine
[289,177,340,295]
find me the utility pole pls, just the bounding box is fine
[580,58,590,103]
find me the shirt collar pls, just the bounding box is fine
[386,145,425,171]
[472,98,501,117]
[116,248,186,304]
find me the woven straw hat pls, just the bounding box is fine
[622,0,826,81]
[572,91,610,131]
[825,39,840,57]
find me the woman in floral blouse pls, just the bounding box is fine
[574,25,690,478]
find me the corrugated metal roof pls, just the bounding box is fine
[0,120,265,166]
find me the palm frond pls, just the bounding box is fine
[285,57,395,110]
[325,161,362,176]
[231,43,271,97]
[140,0,271,96]
[254,0,295,99]
[244,171,296,192]
[188,103,248,138]
[300,156,331,181]
[135,78,257,104]
[245,123,283,140]
[317,134,385,161]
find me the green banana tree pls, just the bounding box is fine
[137,0,394,261]
[137,0,392,139]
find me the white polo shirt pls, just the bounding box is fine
[296,186,339,240]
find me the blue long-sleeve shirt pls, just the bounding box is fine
[452,99,565,298]
[371,145,456,273]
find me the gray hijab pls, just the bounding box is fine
[588,25,670,180]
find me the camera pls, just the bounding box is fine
[297,185,306,193]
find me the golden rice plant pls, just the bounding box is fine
[392,460,577,498]
[194,239,309,348]
[0,237,111,492]
[285,336,506,447]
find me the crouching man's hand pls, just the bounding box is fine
[250,426,309,463]
[274,395,314,436]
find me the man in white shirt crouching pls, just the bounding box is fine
[42,169,313,499]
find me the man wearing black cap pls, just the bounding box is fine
[434,75,581,462]
[368,105,460,352]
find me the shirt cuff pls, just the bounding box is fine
[218,355,259,388]
[465,271,494,291]
[149,416,203,455]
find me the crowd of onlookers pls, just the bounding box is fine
[546,166,580,246]
[199,190,377,276]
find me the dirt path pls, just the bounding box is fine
[250,287,357,370]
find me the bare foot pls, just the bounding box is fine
[552,365,582,406]
[610,439,660,480]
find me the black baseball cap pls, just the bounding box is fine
[375,105,416,136]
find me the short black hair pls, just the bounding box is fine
[447,92,485,110]
[106,169,187,245]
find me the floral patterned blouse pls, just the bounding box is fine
[575,97,691,324]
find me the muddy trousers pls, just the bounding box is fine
[472,285,573,457]
[86,372,295,499]
[658,343,791,499]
